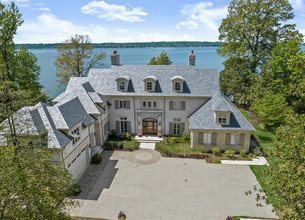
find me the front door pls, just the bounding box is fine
[142,118,157,135]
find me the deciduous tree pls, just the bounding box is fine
[218,0,302,104]
[55,34,105,85]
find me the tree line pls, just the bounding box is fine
[16,41,223,50]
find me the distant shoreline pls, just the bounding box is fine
[16,41,223,49]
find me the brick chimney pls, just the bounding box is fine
[111,50,120,65]
[188,50,196,66]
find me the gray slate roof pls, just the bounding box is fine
[0,98,95,149]
[188,93,255,131]
[87,65,219,97]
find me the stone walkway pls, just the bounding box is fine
[221,156,269,166]
[139,142,156,150]
[112,149,161,165]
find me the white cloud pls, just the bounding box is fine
[177,2,227,32]
[176,20,198,29]
[1,0,30,7]
[81,1,148,23]
[37,7,51,13]
[290,0,304,9]
[15,13,196,43]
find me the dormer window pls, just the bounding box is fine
[144,76,157,92]
[215,112,231,125]
[175,82,181,91]
[218,114,227,124]
[116,75,130,92]
[146,82,153,91]
[119,81,125,91]
[171,76,185,93]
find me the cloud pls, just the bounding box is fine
[37,7,51,13]
[1,0,30,7]
[81,1,148,23]
[177,2,227,32]
[15,12,195,43]
[290,0,304,9]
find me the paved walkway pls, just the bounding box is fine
[139,142,156,150]
[221,157,269,166]
[70,150,276,220]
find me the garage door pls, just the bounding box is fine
[68,148,88,180]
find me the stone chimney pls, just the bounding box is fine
[111,50,120,65]
[188,50,196,66]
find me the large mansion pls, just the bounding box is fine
[0,51,255,180]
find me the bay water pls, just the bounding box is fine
[30,47,225,98]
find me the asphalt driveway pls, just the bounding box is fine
[70,150,277,220]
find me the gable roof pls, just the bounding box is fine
[188,93,255,131]
[86,65,219,97]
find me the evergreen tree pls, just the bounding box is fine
[148,51,172,65]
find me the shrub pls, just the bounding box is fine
[226,216,232,220]
[224,150,235,159]
[124,132,132,141]
[91,153,102,164]
[67,183,81,196]
[212,147,222,156]
[108,130,119,140]
[181,131,190,142]
[164,137,178,144]
[240,149,247,157]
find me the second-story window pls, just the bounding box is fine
[71,127,80,145]
[119,100,127,108]
[119,81,125,91]
[142,101,157,109]
[146,82,153,91]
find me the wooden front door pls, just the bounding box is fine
[142,118,157,135]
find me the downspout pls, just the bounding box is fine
[163,96,166,135]
[133,96,136,135]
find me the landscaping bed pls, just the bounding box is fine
[104,132,140,151]
[156,136,254,163]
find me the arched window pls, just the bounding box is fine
[175,82,181,91]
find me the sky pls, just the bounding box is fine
[5,0,305,43]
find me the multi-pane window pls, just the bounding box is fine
[146,82,153,91]
[71,127,80,145]
[230,134,240,145]
[173,119,181,135]
[142,101,157,109]
[203,133,212,144]
[119,81,125,91]
[218,115,227,124]
[119,100,127,108]
[175,82,181,91]
[120,117,128,133]
[173,101,182,110]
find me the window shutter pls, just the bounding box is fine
[211,133,217,145]
[226,133,231,145]
[126,100,131,109]
[198,133,203,145]
[169,122,174,135]
[180,123,185,133]
[127,121,131,133]
[239,134,245,146]
[115,100,119,109]
[181,101,186,110]
[169,101,173,110]
[116,121,120,133]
